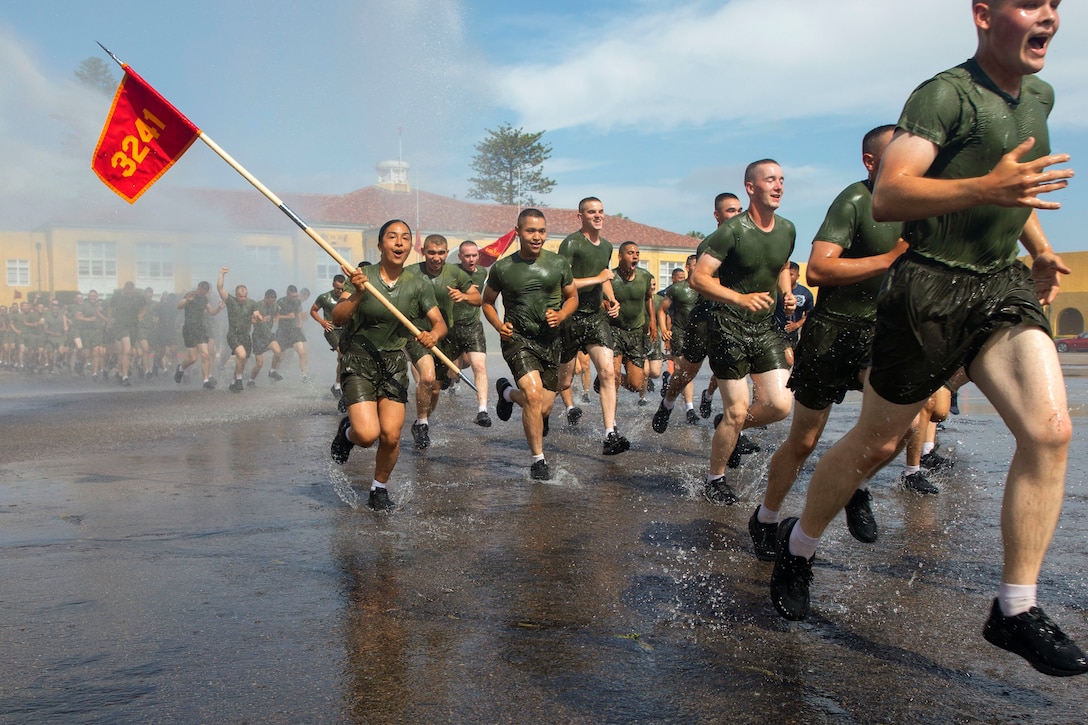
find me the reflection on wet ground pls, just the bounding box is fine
[1,354,1086,723]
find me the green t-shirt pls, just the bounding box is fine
[485,249,573,340]
[452,265,487,325]
[897,58,1053,273]
[663,280,700,328]
[812,179,903,321]
[314,289,340,321]
[610,266,654,330]
[225,295,259,337]
[558,231,613,315]
[344,265,438,353]
[276,296,301,331]
[702,211,796,324]
[413,261,474,328]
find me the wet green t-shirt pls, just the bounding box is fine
[897,58,1053,273]
[702,212,796,324]
[452,265,487,325]
[485,250,573,340]
[558,231,613,315]
[314,290,340,321]
[812,179,903,321]
[225,296,259,337]
[413,261,474,328]
[610,266,653,330]
[663,279,700,327]
[345,266,438,353]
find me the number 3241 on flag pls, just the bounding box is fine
[91,66,200,203]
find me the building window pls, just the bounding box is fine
[317,247,352,286]
[135,243,175,293]
[188,245,221,291]
[6,259,30,287]
[77,241,118,293]
[244,245,283,284]
[659,262,685,290]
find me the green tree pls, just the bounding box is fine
[74,57,116,95]
[686,231,705,240]
[467,124,555,206]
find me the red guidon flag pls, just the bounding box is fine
[478,228,518,267]
[91,66,200,203]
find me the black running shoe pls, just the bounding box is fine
[268,370,283,382]
[121,376,131,387]
[331,416,354,464]
[735,434,761,455]
[652,401,672,433]
[542,415,550,437]
[686,409,699,425]
[770,517,813,621]
[567,406,584,426]
[337,396,347,414]
[983,599,1088,677]
[203,379,216,390]
[902,471,939,494]
[229,379,244,393]
[603,431,630,455]
[580,392,592,404]
[368,487,395,511]
[530,459,552,481]
[713,413,723,428]
[638,398,649,407]
[920,450,953,471]
[699,389,713,419]
[246,379,256,389]
[593,375,600,394]
[174,364,184,384]
[440,376,452,391]
[411,421,430,449]
[703,476,737,505]
[646,379,655,393]
[949,392,960,416]
[475,411,492,428]
[331,384,341,398]
[660,371,671,398]
[495,378,514,421]
[749,507,778,561]
[845,488,878,543]
[727,441,743,469]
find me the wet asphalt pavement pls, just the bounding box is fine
[1,352,1087,724]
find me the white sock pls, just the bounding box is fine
[370,481,386,491]
[788,521,820,560]
[663,397,675,410]
[685,402,694,411]
[922,442,935,456]
[998,583,1037,617]
[904,465,921,475]
[605,427,615,436]
[478,404,488,413]
[566,404,575,412]
[416,418,428,426]
[504,387,514,403]
[757,504,779,525]
[531,453,545,463]
[706,473,724,484]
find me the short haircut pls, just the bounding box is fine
[197,281,210,291]
[863,124,897,156]
[459,240,478,252]
[264,289,277,298]
[619,240,638,253]
[714,192,740,207]
[789,261,800,272]
[517,208,546,227]
[671,268,686,279]
[744,159,780,184]
[423,234,448,249]
[686,254,698,264]
[333,274,346,284]
[578,196,602,213]
[287,284,298,294]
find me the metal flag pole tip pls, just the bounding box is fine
[96,42,124,67]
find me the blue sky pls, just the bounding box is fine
[2,0,1087,257]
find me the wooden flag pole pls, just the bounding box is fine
[95,44,475,392]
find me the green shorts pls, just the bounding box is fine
[501,331,561,392]
[405,335,435,364]
[341,347,409,404]
[869,254,1049,405]
[787,311,874,410]
[680,299,714,364]
[323,327,342,351]
[227,331,253,357]
[611,326,647,368]
[560,310,613,363]
[444,318,487,358]
[647,334,665,361]
[706,307,790,380]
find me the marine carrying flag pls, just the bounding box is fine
[478,228,518,267]
[91,66,200,203]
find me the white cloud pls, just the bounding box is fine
[491,0,1088,132]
